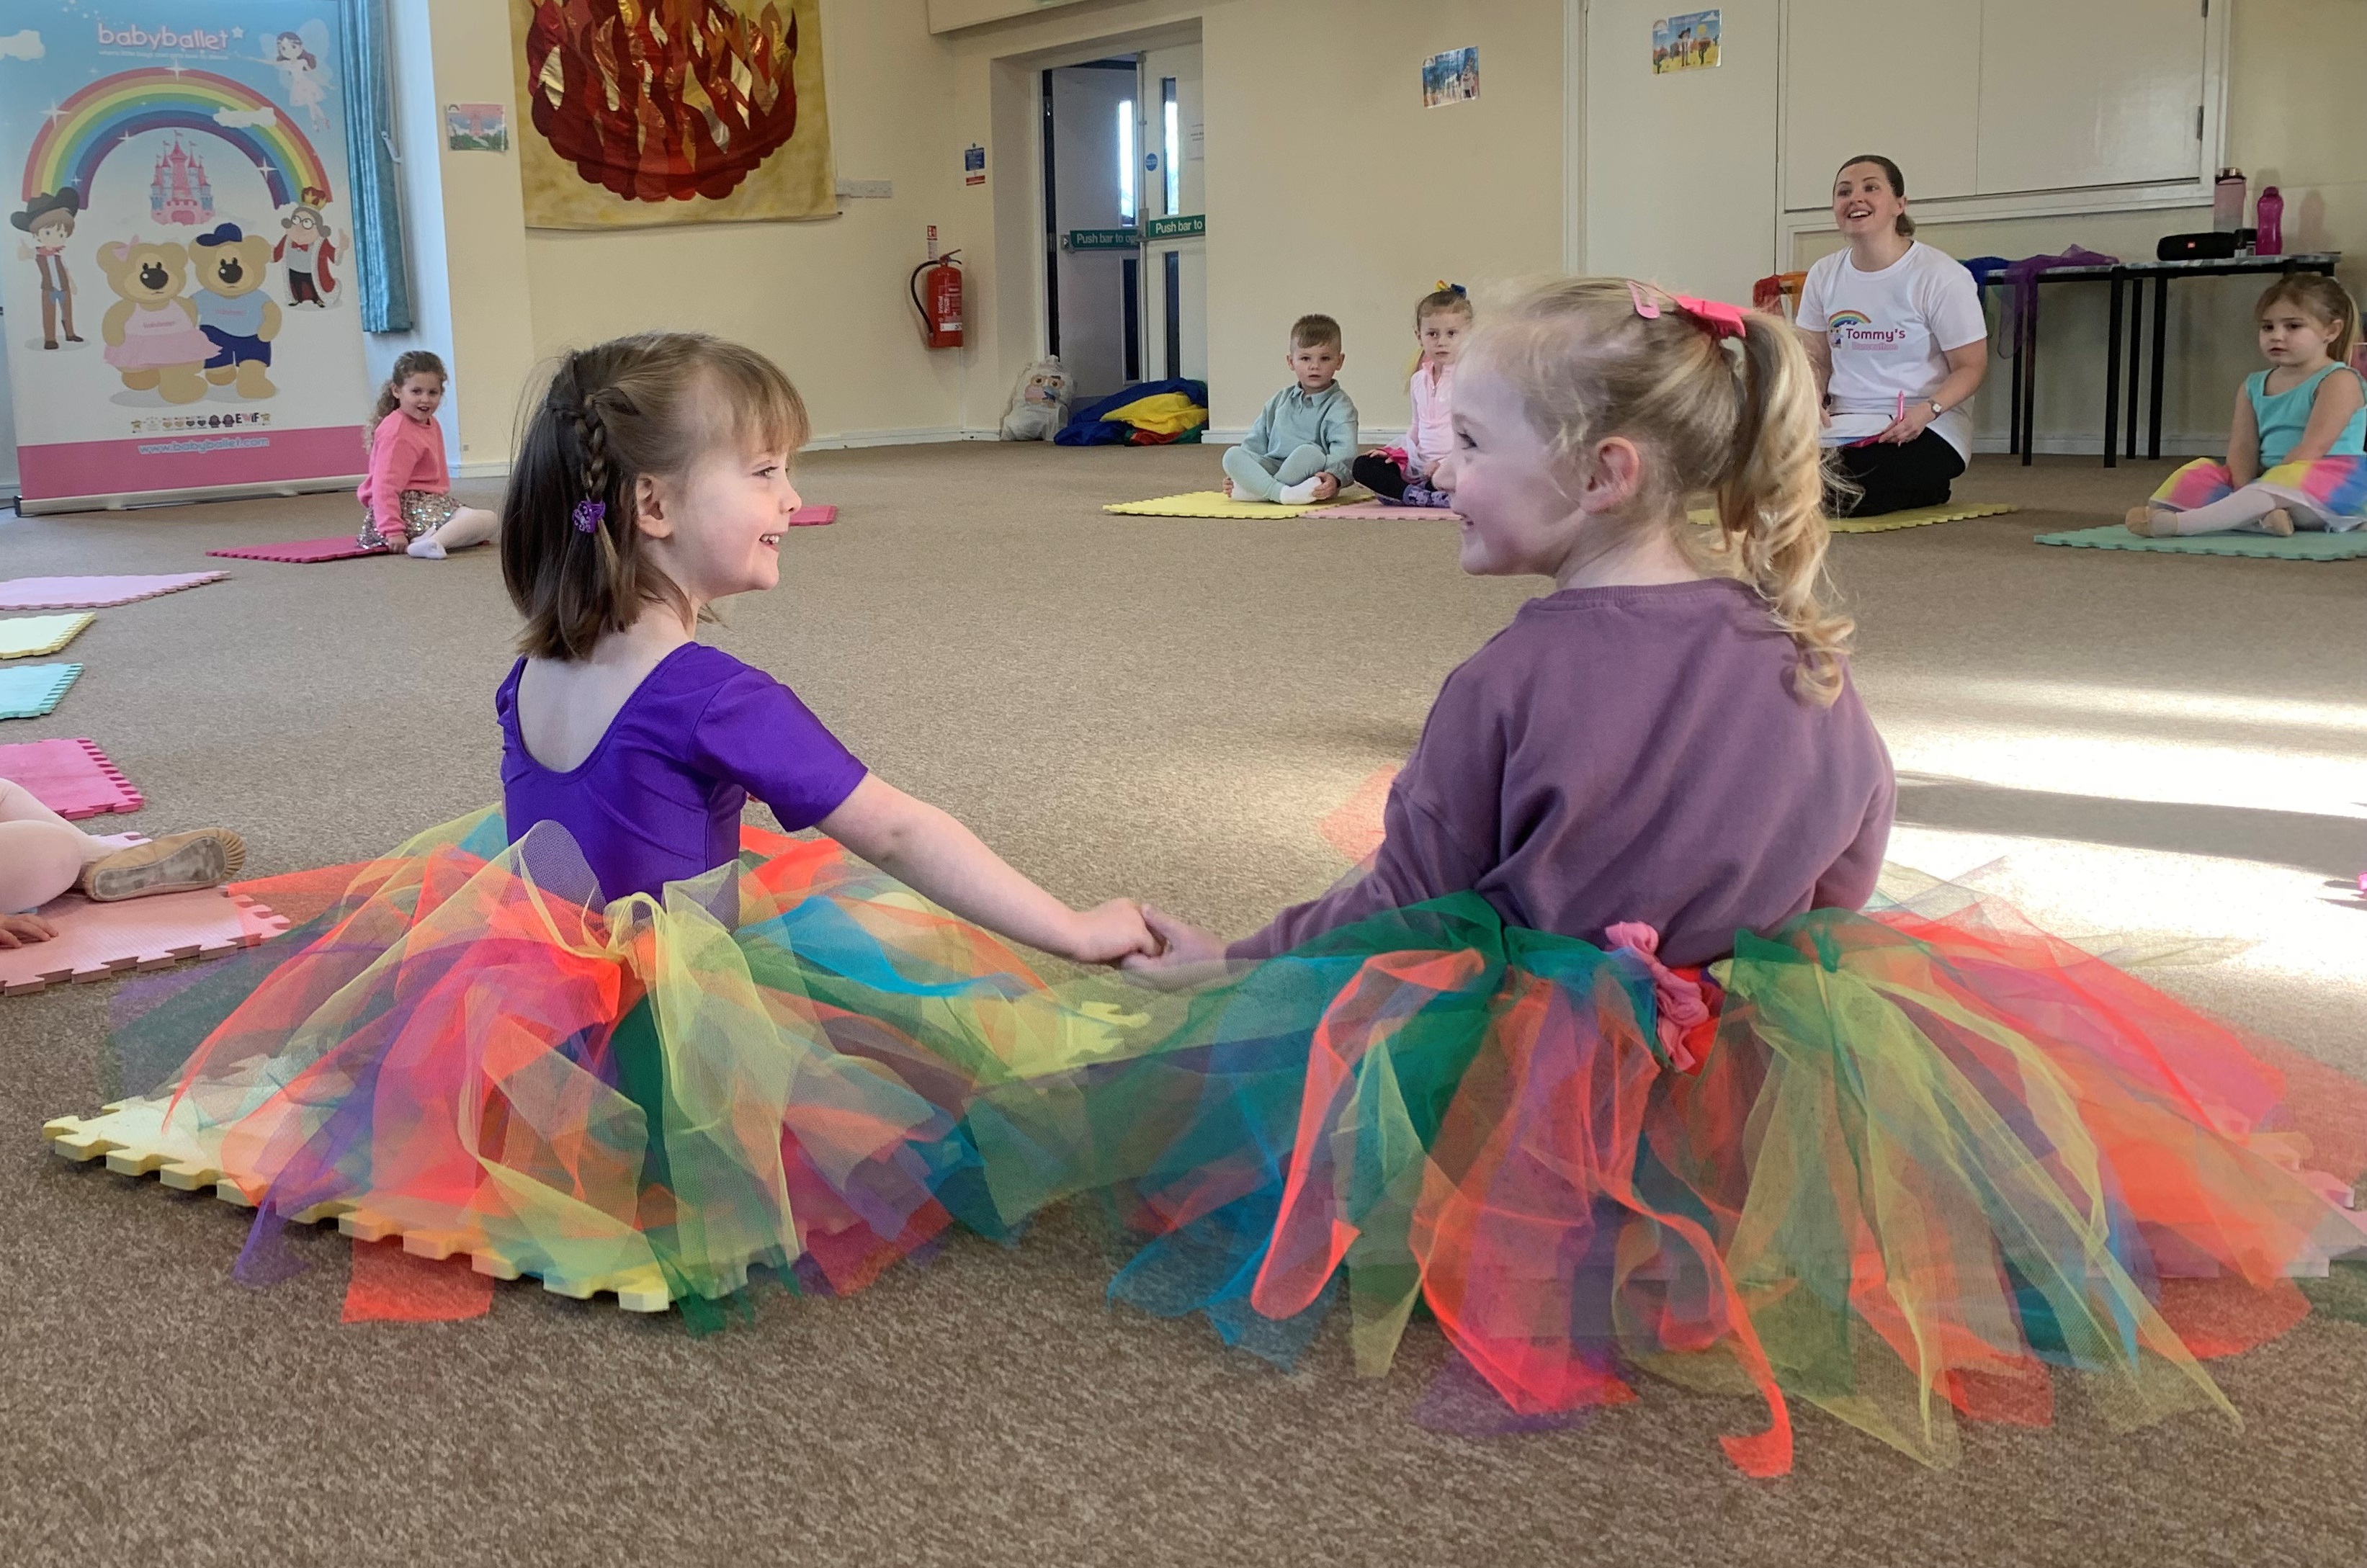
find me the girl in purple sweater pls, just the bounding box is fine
[972,279,2357,1477]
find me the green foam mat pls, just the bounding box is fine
[0,662,82,720]
[2035,524,2367,560]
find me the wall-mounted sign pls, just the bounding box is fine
[446,102,509,152]
[1422,47,1479,107]
[1652,10,1721,72]
[963,143,985,187]
[1146,212,1204,241]
[1066,228,1139,251]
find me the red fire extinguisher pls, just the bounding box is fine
[911,250,965,349]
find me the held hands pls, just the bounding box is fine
[1058,898,1162,965]
[1119,904,1228,986]
[0,913,59,949]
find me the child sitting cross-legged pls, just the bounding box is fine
[1222,314,1359,504]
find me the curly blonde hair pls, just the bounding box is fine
[1462,277,1853,704]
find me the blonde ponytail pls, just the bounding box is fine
[1465,277,1854,705]
[1711,312,1853,704]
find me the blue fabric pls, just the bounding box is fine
[1055,378,1209,447]
[338,0,413,334]
[2245,364,2367,463]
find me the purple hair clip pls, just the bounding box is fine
[572,498,605,534]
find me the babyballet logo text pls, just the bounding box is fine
[97,21,231,53]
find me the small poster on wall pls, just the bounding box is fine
[1652,11,1721,73]
[1422,47,1480,108]
[445,102,508,153]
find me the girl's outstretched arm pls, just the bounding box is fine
[2229,385,2263,486]
[818,775,1155,964]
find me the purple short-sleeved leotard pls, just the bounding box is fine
[497,643,867,902]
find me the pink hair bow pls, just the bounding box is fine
[1629,280,1748,341]
[1603,920,1713,1072]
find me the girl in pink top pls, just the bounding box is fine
[1351,284,1472,508]
[357,350,499,558]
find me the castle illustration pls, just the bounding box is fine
[149,136,215,225]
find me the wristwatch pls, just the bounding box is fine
[1928,399,1946,417]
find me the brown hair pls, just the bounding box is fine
[2256,273,2361,364]
[371,350,447,427]
[1290,313,1343,352]
[1463,277,1852,704]
[1416,286,1475,329]
[501,333,810,663]
[1838,154,1915,238]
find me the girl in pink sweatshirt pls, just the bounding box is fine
[357,350,499,559]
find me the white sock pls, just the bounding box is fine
[1275,477,1321,504]
[2158,488,2280,534]
[406,535,447,559]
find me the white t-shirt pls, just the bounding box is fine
[1796,241,1990,460]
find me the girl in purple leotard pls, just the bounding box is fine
[112,333,1162,1320]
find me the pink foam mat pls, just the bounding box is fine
[790,505,836,526]
[0,573,228,610]
[0,886,288,996]
[1319,502,1460,521]
[0,738,143,819]
[207,537,386,564]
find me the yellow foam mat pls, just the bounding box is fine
[43,1096,680,1313]
[0,612,94,659]
[1106,490,1352,519]
[1688,503,2015,534]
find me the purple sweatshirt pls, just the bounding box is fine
[1232,578,1895,968]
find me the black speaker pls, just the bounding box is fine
[2157,232,2241,261]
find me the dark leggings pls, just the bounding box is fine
[1827,431,1965,518]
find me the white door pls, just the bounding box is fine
[1585,0,1778,305]
[1047,61,1142,400]
[1140,42,1206,384]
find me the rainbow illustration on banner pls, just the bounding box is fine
[20,68,331,210]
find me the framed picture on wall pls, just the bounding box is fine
[1652,10,1721,73]
[1422,47,1480,108]
[445,102,509,152]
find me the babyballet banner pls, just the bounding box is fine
[0,1,370,511]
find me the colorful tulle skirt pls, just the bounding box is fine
[91,814,2364,1474]
[2149,455,2367,529]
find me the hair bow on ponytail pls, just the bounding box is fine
[1629,280,1747,341]
[1436,279,1468,297]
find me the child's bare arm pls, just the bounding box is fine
[2228,387,2263,486]
[2281,369,2366,466]
[818,775,1154,964]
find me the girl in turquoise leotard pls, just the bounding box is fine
[2131,274,2367,536]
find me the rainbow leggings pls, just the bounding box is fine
[2149,456,2367,531]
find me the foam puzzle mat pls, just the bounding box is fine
[207,536,386,564]
[0,885,287,995]
[1105,490,1352,519]
[2035,524,2367,560]
[1317,502,1460,520]
[1686,502,2018,534]
[0,662,80,720]
[0,573,227,609]
[0,737,142,817]
[0,612,94,658]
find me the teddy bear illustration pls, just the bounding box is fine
[190,223,282,398]
[998,356,1071,441]
[97,238,212,403]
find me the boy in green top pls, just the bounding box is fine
[1223,314,1360,503]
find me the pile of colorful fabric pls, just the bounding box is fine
[1054,378,1209,447]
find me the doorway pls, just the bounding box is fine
[1039,46,1206,400]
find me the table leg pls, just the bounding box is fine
[2103,271,2124,467]
[2148,275,2169,460]
[2126,279,2144,459]
[2021,285,2038,467]
[2006,292,2023,457]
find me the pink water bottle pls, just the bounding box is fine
[2256,186,2285,256]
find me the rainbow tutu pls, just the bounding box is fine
[86,815,2365,1475]
[2150,456,2367,528]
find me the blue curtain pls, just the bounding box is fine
[338,0,413,333]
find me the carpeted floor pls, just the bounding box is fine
[4,444,2363,1567]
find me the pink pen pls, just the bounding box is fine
[1845,393,1907,449]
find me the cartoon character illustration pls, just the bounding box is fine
[998,356,1072,442]
[274,191,341,308]
[11,190,84,350]
[272,31,330,133]
[190,222,282,399]
[96,238,212,403]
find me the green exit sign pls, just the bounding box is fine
[1147,213,1206,241]
[1068,228,1140,251]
